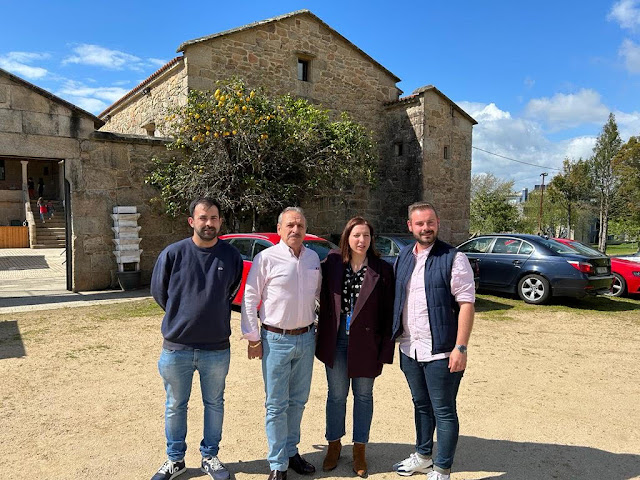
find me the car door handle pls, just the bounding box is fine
[512,260,522,266]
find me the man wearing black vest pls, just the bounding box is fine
[391,202,475,480]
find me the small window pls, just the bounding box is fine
[297,59,309,81]
[444,146,449,159]
[375,236,394,256]
[519,242,534,255]
[0,159,4,181]
[253,240,271,258]
[394,142,403,157]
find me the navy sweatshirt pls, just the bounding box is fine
[151,237,243,350]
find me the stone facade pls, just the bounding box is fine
[98,10,475,244]
[99,59,187,137]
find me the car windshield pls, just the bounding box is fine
[303,240,336,260]
[536,237,582,255]
[561,240,606,257]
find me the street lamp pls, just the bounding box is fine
[538,172,548,233]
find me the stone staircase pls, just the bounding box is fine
[31,200,66,248]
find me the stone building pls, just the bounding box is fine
[0,10,475,292]
[99,10,476,240]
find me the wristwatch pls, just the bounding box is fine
[455,344,467,354]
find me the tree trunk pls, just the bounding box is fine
[252,209,256,232]
[598,195,609,253]
[567,203,572,239]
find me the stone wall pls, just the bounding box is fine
[100,62,187,137]
[420,90,473,245]
[70,132,187,290]
[183,13,400,135]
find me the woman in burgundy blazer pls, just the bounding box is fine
[316,216,395,477]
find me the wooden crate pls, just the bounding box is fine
[0,226,29,248]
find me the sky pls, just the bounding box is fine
[2,0,640,192]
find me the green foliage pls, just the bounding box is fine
[588,113,622,251]
[548,157,593,233]
[145,79,377,227]
[612,135,640,242]
[470,173,520,233]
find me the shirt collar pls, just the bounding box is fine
[412,241,434,258]
[278,239,306,257]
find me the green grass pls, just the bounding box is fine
[476,292,640,320]
[606,242,639,255]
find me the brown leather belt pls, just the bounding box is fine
[262,324,313,336]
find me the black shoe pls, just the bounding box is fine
[151,459,186,480]
[267,470,287,480]
[288,453,316,475]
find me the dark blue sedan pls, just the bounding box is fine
[457,234,614,304]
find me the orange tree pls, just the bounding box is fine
[146,78,377,229]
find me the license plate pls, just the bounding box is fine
[596,266,608,274]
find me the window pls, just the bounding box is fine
[444,146,449,159]
[459,237,493,253]
[297,58,309,81]
[228,239,254,260]
[253,240,271,258]
[0,159,4,181]
[394,142,403,157]
[491,238,523,255]
[375,236,394,256]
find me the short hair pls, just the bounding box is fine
[277,207,305,225]
[339,216,380,263]
[189,197,222,217]
[408,202,439,220]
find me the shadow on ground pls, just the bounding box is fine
[0,288,151,309]
[0,320,25,359]
[174,439,639,479]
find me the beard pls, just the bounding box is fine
[412,229,437,247]
[195,226,218,241]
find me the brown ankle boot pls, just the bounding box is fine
[352,442,367,477]
[322,439,342,471]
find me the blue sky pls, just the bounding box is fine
[2,0,640,191]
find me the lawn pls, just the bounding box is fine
[606,242,639,255]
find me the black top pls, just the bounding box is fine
[341,264,368,314]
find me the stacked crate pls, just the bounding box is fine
[111,206,142,274]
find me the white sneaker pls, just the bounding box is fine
[427,471,450,480]
[393,452,434,476]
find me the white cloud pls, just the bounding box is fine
[148,57,168,68]
[524,89,610,130]
[63,44,141,69]
[619,38,640,73]
[0,51,50,79]
[613,110,640,137]
[608,0,640,30]
[55,80,129,114]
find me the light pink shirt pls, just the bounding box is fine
[399,243,475,362]
[241,240,321,341]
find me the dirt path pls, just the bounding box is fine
[1,297,639,479]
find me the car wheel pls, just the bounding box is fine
[517,274,551,305]
[606,272,626,297]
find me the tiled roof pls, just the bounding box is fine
[98,56,184,119]
[177,10,401,83]
[0,67,104,129]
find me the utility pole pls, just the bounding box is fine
[538,172,548,233]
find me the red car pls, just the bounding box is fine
[554,238,640,297]
[219,233,337,305]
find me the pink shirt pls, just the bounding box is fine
[399,243,475,362]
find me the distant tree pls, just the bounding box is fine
[548,158,593,237]
[588,113,622,252]
[612,135,640,248]
[470,173,520,233]
[146,78,377,230]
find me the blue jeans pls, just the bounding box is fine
[399,352,463,473]
[261,327,316,471]
[158,347,230,461]
[325,317,375,444]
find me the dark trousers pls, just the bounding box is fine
[399,351,463,473]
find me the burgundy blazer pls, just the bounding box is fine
[315,250,395,378]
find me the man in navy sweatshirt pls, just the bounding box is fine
[150,197,243,480]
